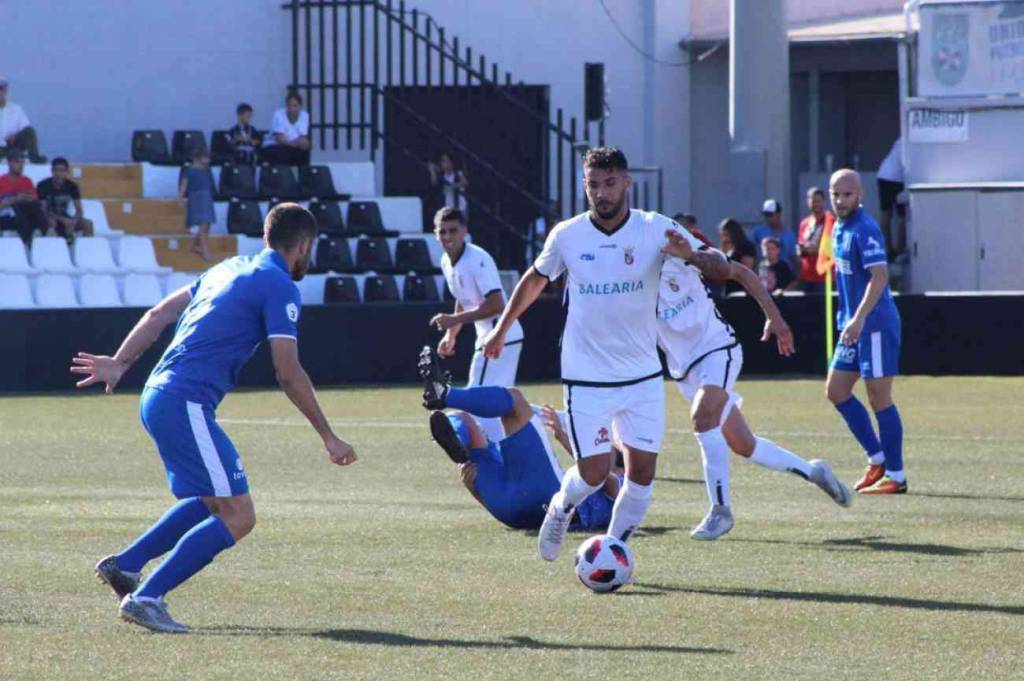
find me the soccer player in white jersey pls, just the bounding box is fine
[482,147,703,562]
[656,231,853,541]
[431,207,524,442]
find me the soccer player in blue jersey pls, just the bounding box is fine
[70,203,357,633]
[825,169,906,494]
[419,347,620,532]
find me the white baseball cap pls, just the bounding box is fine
[761,198,781,214]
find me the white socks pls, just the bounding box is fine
[478,418,505,444]
[696,427,731,508]
[607,479,653,542]
[868,451,885,466]
[749,437,813,479]
[551,465,601,512]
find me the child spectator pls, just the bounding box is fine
[229,103,261,165]
[759,236,796,294]
[179,148,216,261]
[0,148,47,244]
[37,157,94,244]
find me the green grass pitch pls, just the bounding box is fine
[1,377,1021,680]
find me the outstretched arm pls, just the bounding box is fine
[70,287,192,393]
[270,338,356,466]
[727,261,795,356]
[482,268,548,359]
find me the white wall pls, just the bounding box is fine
[1,0,291,162]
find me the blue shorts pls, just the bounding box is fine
[139,387,249,499]
[831,327,901,379]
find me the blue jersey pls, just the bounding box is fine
[832,208,900,334]
[146,248,301,407]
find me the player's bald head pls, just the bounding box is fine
[829,168,862,193]
[828,168,862,219]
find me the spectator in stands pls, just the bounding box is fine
[262,91,311,166]
[877,137,906,260]
[0,77,45,163]
[753,198,798,273]
[0,148,47,244]
[179,148,216,261]
[796,186,834,293]
[427,152,468,214]
[718,217,757,296]
[38,157,94,244]
[672,212,710,244]
[229,103,262,165]
[759,236,797,294]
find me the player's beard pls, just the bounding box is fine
[591,193,626,221]
[292,254,310,281]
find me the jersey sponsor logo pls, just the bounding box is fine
[233,458,247,481]
[624,247,635,265]
[286,302,299,323]
[577,280,644,296]
[667,276,679,292]
[599,243,618,249]
[594,427,610,447]
[834,257,853,275]
[579,253,596,261]
[658,295,696,321]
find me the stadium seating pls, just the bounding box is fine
[122,273,164,307]
[31,237,80,274]
[0,238,34,274]
[117,236,171,274]
[309,200,346,235]
[258,165,304,200]
[78,274,123,307]
[73,237,120,274]
[402,273,440,302]
[227,199,264,237]
[131,130,174,165]
[299,165,347,201]
[0,273,35,308]
[164,271,198,295]
[363,274,400,302]
[34,274,79,308]
[395,238,435,273]
[171,130,208,165]
[209,130,235,165]
[218,164,258,199]
[355,237,394,271]
[347,201,390,235]
[324,275,360,303]
[313,234,355,272]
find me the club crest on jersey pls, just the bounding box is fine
[667,276,679,292]
[624,247,635,265]
[594,427,610,447]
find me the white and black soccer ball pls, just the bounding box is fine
[574,535,634,593]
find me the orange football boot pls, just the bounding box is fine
[860,476,908,495]
[853,464,885,492]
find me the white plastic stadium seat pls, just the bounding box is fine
[34,274,79,308]
[0,237,34,274]
[73,237,121,274]
[164,271,198,296]
[0,273,35,308]
[31,237,79,274]
[78,274,123,307]
[122,273,164,307]
[117,236,171,274]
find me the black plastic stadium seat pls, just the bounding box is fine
[309,199,346,235]
[354,237,393,271]
[131,130,174,164]
[313,234,354,273]
[347,201,398,236]
[258,165,304,200]
[299,165,349,201]
[394,238,435,272]
[226,198,264,237]
[209,130,235,165]
[218,164,257,199]
[402,274,440,302]
[171,130,208,165]
[363,275,400,302]
[323,276,361,303]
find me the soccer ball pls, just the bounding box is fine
[574,535,634,593]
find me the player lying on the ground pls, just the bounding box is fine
[659,228,852,541]
[69,204,357,634]
[419,346,620,532]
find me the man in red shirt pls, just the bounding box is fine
[0,148,47,244]
[796,187,835,293]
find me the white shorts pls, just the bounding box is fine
[674,345,744,427]
[469,340,522,387]
[563,376,665,459]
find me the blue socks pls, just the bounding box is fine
[116,498,211,573]
[135,516,236,600]
[444,386,514,418]
[875,405,904,479]
[835,396,883,462]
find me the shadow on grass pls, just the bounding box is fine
[197,625,731,654]
[657,477,703,485]
[912,491,1024,503]
[625,583,1024,616]
[728,535,1024,558]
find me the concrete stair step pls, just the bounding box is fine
[72,164,143,199]
[101,199,185,234]
[151,235,237,271]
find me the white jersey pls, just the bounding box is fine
[441,242,523,347]
[534,209,702,384]
[656,256,738,379]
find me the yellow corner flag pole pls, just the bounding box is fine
[816,215,837,370]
